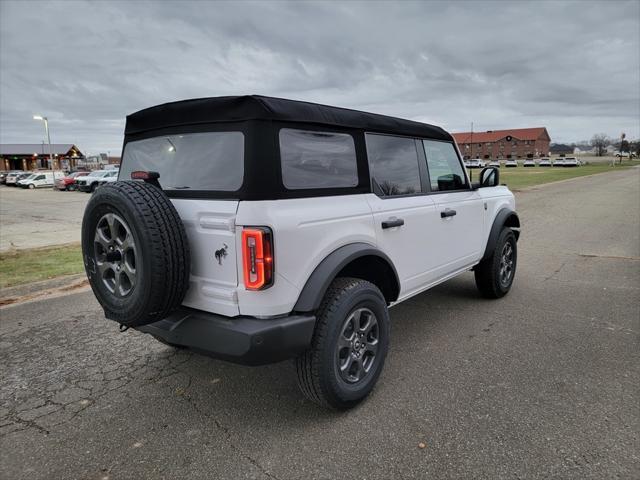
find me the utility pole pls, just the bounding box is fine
[470,121,474,160]
[620,132,626,165]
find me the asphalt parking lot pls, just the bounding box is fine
[0,168,638,479]
[0,186,89,251]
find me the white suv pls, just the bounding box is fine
[76,170,118,192]
[82,96,520,409]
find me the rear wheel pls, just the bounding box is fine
[475,228,517,298]
[295,277,390,410]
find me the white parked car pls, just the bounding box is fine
[466,159,485,168]
[552,158,565,167]
[563,157,580,167]
[488,160,501,167]
[504,159,518,167]
[19,171,64,189]
[523,159,536,167]
[76,170,118,192]
[82,96,521,409]
[614,151,636,158]
[4,171,25,185]
[538,158,551,167]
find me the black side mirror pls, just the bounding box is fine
[478,166,500,188]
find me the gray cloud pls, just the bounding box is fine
[1,0,638,155]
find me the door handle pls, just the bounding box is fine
[381,218,404,229]
[440,208,457,218]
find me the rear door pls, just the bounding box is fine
[120,130,246,316]
[365,134,444,298]
[421,140,485,272]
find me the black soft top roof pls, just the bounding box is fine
[125,95,452,141]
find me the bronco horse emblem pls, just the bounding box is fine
[214,244,228,265]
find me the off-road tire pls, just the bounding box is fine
[475,228,517,298]
[81,181,190,327]
[295,277,390,410]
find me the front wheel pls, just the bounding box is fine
[295,277,390,410]
[28,184,35,189]
[474,228,517,298]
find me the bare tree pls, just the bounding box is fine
[590,133,610,157]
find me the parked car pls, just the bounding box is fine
[82,95,521,409]
[538,158,551,167]
[552,158,565,167]
[76,170,118,192]
[0,171,8,184]
[563,157,580,167]
[98,171,119,187]
[20,171,63,189]
[16,174,37,187]
[523,159,536,167]
[504,159,518,167]
[4,171,25,186]
[488,160,501,167]
[466,159,485,168]
[13,172,33,185]
[55,171,90,191]
[614,151,637,158]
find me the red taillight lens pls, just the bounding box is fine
[242,227,273,290]
[131,170,160,181]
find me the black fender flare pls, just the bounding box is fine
[481,208,520,261]
[293,243,400,313]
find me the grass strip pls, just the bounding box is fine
[0,243,84,288]
[481,160,640,190]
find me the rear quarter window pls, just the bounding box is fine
[279,129,358,189]
[120,132,244,191]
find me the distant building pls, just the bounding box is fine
[452,127,551,160]
[0,144,84,171]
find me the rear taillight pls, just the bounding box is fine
[242,227,273,290]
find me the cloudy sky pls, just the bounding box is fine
[1,0,638,156]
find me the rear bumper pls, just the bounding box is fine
[136,308,316,366]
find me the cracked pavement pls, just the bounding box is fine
[0,168,639,479]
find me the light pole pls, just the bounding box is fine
[33,115,55,187]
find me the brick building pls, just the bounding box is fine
[452,127,551,160]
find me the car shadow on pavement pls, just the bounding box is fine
[139,274,485,424]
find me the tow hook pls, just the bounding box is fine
[119,324,130,332]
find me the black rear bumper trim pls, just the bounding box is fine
[135,308,316,366]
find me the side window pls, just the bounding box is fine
[279,129,358,189]
[422,140,467,192]
[36,175,45,180]
[366,134,421,196]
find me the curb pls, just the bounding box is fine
[0,274,90,308]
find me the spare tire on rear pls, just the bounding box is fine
[81,181,190,327]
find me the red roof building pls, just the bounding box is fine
[452,127,551,159]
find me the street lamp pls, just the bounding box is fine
[33,115,55,185]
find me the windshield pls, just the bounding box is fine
[120,131,244,191]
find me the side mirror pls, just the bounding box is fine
[478,166,500,188]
